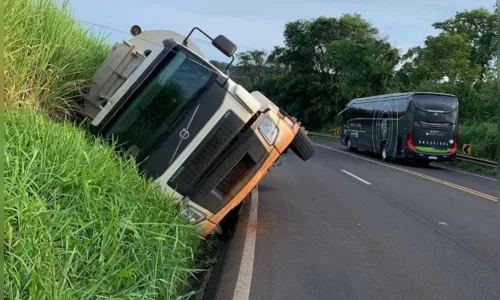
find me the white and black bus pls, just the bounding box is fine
[339,92,459,165]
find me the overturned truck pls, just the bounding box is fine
[75,25,315,236]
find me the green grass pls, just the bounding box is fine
[4,0,109,119]
[441,160,496,177]
[4,1,210,298]
[307,133,341,143]
[4,109,204,299]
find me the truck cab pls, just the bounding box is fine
[76,26,314,236]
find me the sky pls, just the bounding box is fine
[67,0,495,63]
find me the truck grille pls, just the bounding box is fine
[190,129,268,213]
[217,154,255,194]
[186,118,240,177]
[168,110,245,194]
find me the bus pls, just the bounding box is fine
[339,92,459,165]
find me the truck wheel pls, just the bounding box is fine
[290,129,315,161]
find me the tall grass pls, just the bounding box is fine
[4,109,202,299]
[4,0,109,118]
[4,1,207,298]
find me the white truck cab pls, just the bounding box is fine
[76,26,314,236]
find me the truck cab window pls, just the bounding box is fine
[103,48,214,160]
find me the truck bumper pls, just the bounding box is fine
[198,113,298,237]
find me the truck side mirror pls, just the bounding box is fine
[212,35,237,57]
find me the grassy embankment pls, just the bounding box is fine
[4,0,206,298]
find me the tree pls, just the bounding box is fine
[236,50,269,88]
[397,33,480,88]
[432,8,496,79]
[229,7,495,131]
[252,14,399,130]
[395,7,496,121]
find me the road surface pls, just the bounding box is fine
[247,139,498,300]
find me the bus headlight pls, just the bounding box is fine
[181,206,206,224]
[258,117,279,145]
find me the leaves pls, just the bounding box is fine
[433,8,497,74]
[230,7,496,130]
[234,14,400,130]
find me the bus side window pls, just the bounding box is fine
[397,98,409,118]
[350,104,358,120]
[344,105,351,121]
[366,101,378,117]
[405,99,414,122]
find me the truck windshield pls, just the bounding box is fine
[103,47,214,159]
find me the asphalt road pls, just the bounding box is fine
[248,139,498,300]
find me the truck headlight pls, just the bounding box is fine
[258,117,279,145]
[181,206,206,224]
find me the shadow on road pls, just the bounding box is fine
[258,185,278,192]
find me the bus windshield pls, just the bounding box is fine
[413,95,458,124]
[103,47,214,159]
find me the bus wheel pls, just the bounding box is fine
[346,138,357,152]
[381,144,389,161]
[290,129,315,161]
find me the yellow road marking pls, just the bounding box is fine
[314,143,497,202]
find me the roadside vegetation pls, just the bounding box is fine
[216,5,497,162]
[4,0,204,298]
[442,160,496,177]
[5,110,202,299]
[4,0,110,119]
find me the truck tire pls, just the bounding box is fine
[290,129,315,161]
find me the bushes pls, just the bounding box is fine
[4,0,109,118]
[4,110,202,299]
[458,122,497,161]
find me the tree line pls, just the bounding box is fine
[211,6,497,132]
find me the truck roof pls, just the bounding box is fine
[126,29,230,79]
[127,29,206,59]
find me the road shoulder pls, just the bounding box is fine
[201,190,256,300]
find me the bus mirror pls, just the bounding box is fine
[212,35,237,57]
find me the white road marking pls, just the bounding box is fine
[434,165,497,182]
[314,143,497,202]
[314,141,497,182]
[439,222,449,226]
[341,169,372,185]
[233,186,258,300]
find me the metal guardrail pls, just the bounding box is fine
[307,131,497,168]
[455,155,497,168]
